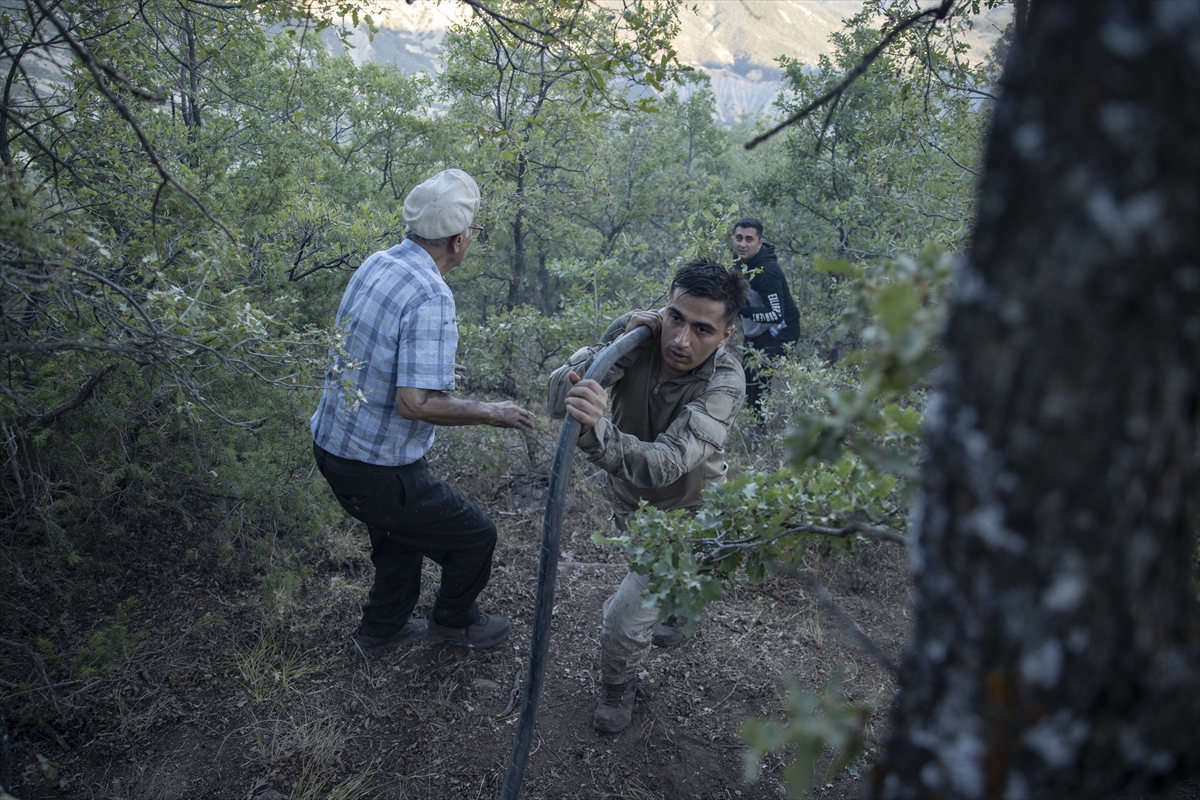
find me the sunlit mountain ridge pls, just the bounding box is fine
[332,1,1008,124]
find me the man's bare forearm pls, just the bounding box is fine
[396,387,496,426]
[395,387,535,432]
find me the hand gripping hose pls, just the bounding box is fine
[499,325,652,800]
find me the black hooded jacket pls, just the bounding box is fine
[738,242,800,346]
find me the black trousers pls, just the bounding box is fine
[744,335,791,414]
[313,443,497,635]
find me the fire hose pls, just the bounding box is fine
[498,324,652,800]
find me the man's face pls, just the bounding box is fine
[733,226,763,262]
[441,225,479,275]
[659,288,734,378]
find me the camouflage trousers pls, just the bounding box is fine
[598,569,660,684]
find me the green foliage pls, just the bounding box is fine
[73,605,145,679]
[260,563,311,619]
[741,672,867,799]
[438,0,693,316]
[596,455,902,628]
[790,247,955,479]
[741,0,986,358]
[0,8,996,796]
[772,0,986,251]
[672,200,743,265]
[192,613,232,637]
[458,299,628,401]
[0,0,427,556]
[4,597,145,724]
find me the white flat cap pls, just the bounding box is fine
[403,169,481,240]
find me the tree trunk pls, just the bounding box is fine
[871,1,1200,797]
[536,250,551,316]
[180,11,201,146]
[508,152,528,310]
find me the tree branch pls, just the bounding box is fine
[781,520,908,545]
[0,637,61,715]
[29,0,235,240]
[29,364,116,427]
[744,0,956,150]
[904,127,981,177]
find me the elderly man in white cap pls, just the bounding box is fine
[311,168,534,653]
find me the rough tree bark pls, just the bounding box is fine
[871,1,1199,797]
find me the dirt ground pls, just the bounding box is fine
[3,424,913,800]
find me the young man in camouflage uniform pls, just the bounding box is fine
[548,259,749,732]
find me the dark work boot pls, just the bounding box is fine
[426,608,511,649]
[652,615,689,648]
[593,678,637,733]
[354,619,427,654]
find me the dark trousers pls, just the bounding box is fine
[313,443,497,635]
[744,335,790,414]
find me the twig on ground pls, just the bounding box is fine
[497,667,522,719]
[0,636,61,714]
[802,574,899,679]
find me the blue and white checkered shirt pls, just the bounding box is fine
[311,239,457,466]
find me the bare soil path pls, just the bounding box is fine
[5,438,912,800]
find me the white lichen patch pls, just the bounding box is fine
[1085,189,1164,254]
[1120,725,1177,772]
[1023,710,1089,767]
[1066,626,1090,653]
[1102,19,1150,59]
[1099,102,1143,149]
[1042,555,1086,612]
[924,638,948,664]
[1155,0,1200,64]
[1003,770,1031,800]
[964,503,1028,554]
[1019,639,1064,688]
[1013,122,1044,160]
[941,730,986,797]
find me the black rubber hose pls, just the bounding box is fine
[499,325,652,800]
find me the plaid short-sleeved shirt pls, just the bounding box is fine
[311,240,457,466]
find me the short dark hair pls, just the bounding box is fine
[670,258,750,324]
[733,218,763,237]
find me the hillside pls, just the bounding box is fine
[5,422,913,800]
[329,0,1009,124]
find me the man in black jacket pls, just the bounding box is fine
[733,218,800,414]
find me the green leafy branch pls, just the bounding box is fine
[741,670,868,800]
[594,455,906,632]
[790,246,956,479]
[671,200,741,265]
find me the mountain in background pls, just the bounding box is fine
[328,0,1009,125]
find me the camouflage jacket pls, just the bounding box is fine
[548,313,746,520]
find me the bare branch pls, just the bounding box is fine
[0,339,153,355]
[905,127,981,177]
[782,520,908,545]
[0,636,61,715]
[29,364,116,426]
[744,0,956,150]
